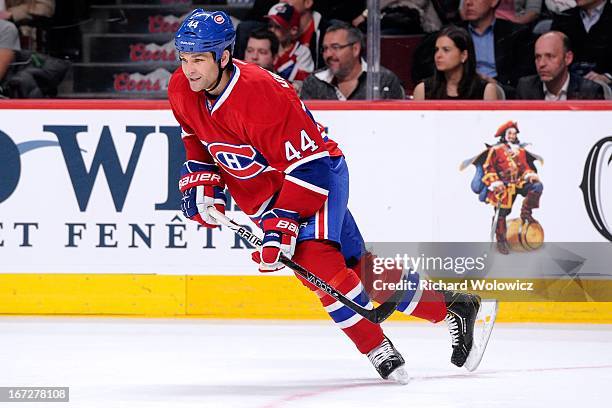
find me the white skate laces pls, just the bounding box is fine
[367,339,395,367]
[445,311,462,347]
[367,338,409,385]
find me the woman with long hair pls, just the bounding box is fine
[413,25,498,100]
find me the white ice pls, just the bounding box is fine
[1,317,611,408]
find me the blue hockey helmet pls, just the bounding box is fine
[175,9,235,62]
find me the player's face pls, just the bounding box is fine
[434,36,466,73]
[245,38,275,71]
[179,52,220,92]
[535,35,571,83]
[323,29,359,77]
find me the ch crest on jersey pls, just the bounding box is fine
[208,142,267,179]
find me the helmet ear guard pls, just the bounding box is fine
[175,9,236,62]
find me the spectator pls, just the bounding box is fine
[301,21,405,100]
[551,0,612,86]
[266,2,314,89]
[244,28,279,72]
[461,0,535,89]
[413,25,498,99]
[516,31,605,99]
[495,0,543,25]
[234,0,278,60]
[285,0,330,68]
[0,19,20,92]
[413,0,535,97]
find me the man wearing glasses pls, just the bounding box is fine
[300,21,405,100]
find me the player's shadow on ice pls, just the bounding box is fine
[111,379,395,399]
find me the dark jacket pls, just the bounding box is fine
[515,73,605,100]
[412,19,535,94]
[301,62,405,100]
[551,1,612,76]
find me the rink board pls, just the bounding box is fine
[1,274,612,323]
[1,100,612,322]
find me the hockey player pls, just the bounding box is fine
[170,9,495,383]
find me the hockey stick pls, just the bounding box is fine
[207,207,407,324]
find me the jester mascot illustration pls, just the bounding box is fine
[462,121,544,254]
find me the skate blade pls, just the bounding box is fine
[387,366,410,385]
[464,299,498,372]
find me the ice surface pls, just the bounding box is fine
[1,317,610,408]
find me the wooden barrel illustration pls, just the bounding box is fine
[506,218,544,251]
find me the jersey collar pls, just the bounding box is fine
[206,63,241,115]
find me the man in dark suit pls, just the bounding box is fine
[461,0,535,90]
[551,0,612,88]
[412,0,535,97]
[516,31,605,100]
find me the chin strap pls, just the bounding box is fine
[205,59,225,94]
[205,55,234,96]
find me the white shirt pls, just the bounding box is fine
[544,74,570,101]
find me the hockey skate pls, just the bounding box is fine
[367,336,409,384]
[443,291,498,372]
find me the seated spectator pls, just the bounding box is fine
[516,30,604,99]
[0,19,20,93]
[551,0,612,86]
[301,21,405,100]
[413,25,498,99]
[461,0,535,91]
[266,2,314,90]
[234,0,278,60]
[244,28,279,72]
[495,0,543,25]
[414,0,535,97]
[285,0,330,69]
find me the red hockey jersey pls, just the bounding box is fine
[168,60,342,219]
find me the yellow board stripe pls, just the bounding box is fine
[1,274,611,323]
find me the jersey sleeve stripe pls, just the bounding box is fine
[285,175,329,196]
[285,151,330,174]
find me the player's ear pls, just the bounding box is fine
[221,49,231,69]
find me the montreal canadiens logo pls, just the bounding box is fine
[208,143,266,179]
[213,14,225,24]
